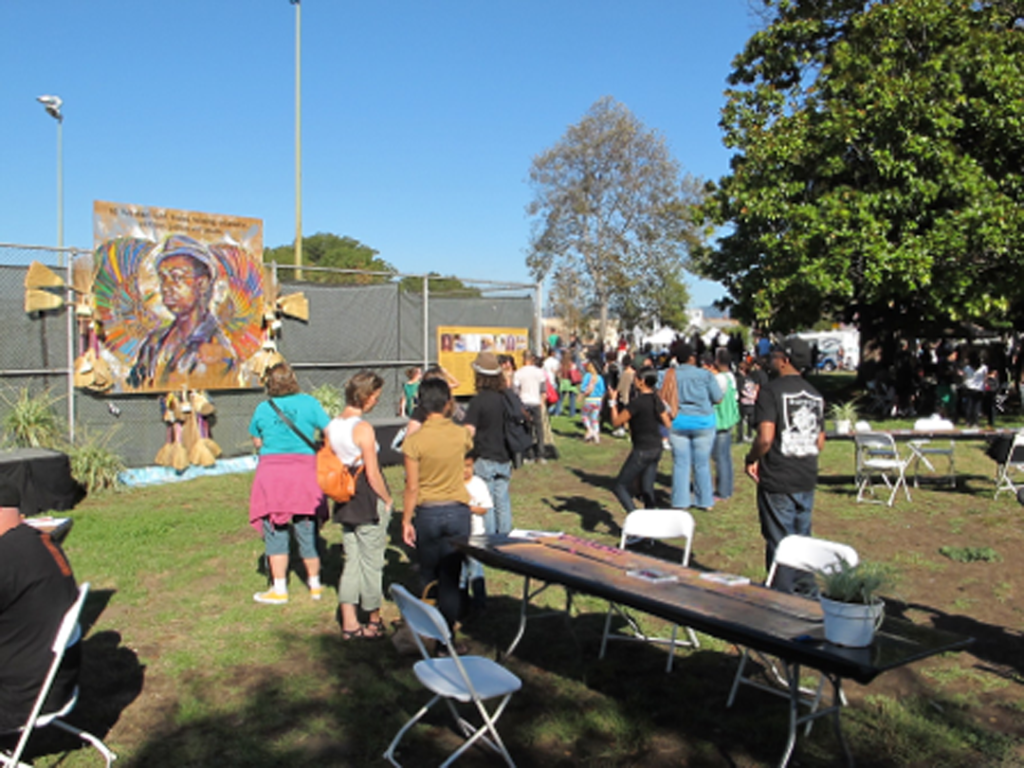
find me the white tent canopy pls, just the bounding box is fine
[642,327,679,347]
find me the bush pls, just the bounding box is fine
[310,384,344,417]
[68,427,125,494]
[1,387,64,448]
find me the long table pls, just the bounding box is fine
[458,533,973,767]
[0,448,86,516]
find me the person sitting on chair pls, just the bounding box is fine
[0,483,80,734]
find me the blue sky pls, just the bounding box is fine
[1,1,759,308]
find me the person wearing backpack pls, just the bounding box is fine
[463,353,515,516]
[326,371,394,640]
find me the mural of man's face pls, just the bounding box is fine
[157,254,210,316]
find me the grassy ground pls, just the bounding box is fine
[11,389,1024,767]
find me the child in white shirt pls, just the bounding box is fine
[461,456,492,611]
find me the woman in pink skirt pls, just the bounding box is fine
[248,363,330,604]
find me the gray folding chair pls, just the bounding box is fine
[993,431,1024,499]
[598,509,699,673]
[0,582,116,768]
[385,584,522,768]
[855,432,911,506]
[908,417,956,487]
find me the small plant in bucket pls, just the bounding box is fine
[815,557,889,647]
[828,398,860,435]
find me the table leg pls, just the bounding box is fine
[502,576,533,659]
[829,675,854,767]
[778,662,801,768]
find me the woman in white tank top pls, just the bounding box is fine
[325,371,393,640]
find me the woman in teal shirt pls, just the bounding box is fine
[659,340,721,509]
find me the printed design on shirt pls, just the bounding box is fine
[780,391,823,458]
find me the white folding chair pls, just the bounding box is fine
[727,536,859,735]
[854,432,912,506]
[1,583,116,768]
[908,417,956,487]
[993,430,1024,499]
[598,509,699,673]
[384,584,522,768]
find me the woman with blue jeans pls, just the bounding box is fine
[659,340,722,510]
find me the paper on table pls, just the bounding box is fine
[699,572,752,587]
[509,529,563,540]
[626,568,679,584]
[24,516,70,529]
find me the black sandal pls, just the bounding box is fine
[341,625,368,640]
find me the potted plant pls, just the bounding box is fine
[828,398,860,435]
[815,557,888,647]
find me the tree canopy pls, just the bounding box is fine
[693,0,1024,339]
[265,233,395,284]
[526,96,702,340]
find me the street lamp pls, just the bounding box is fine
[291,0,303,280]
[37,94,73,443]
[36,95,63,248]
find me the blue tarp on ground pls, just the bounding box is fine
[119,455,257,487]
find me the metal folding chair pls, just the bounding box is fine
[0,582,116,768]
[385,584,522,768]
[598,509,699,673]
[908,417,956,487]
[727,536,859,736]
[992,430,1024,499]
[855,432,912,506]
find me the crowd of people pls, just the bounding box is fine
[243,328,830,656]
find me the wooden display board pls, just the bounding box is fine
[437,325,528,396]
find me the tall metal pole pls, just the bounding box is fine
[58,117,74,444]
[293,0,303,281]
[38,95,74,444]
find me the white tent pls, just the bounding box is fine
[642,327,679,347]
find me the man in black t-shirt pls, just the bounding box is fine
[609,367,672,513]
[0,483,80,733]
[743,340,825,594]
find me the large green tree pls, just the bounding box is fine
[265,233,395,284]
[694,0,1024,346]
[526,97,701,341]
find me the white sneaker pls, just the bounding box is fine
[254,589,288,605]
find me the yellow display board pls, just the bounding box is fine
[438,325,528,396]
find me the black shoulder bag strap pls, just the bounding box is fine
[267,399,319,451]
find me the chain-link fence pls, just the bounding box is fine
[0,243,538,467]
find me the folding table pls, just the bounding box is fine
[457,534,973,768]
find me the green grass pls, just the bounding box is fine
[20,411,1024,767]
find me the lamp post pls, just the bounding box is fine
[36,94,74,443]
[291,0,303,280]
[37,95,63,248]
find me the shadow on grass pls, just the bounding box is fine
[887,600,1024,679]
[542,493,620,536]
[7,589,144,765]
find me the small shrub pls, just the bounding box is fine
[1,387,64,448]
[310,384,344,417]
[68,427,125,494]
[938,546,1000,563]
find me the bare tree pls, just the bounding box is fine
[526,97,700,342]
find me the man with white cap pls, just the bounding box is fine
[0,483,80,733]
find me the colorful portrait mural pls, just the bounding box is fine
[86,201,265,392]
